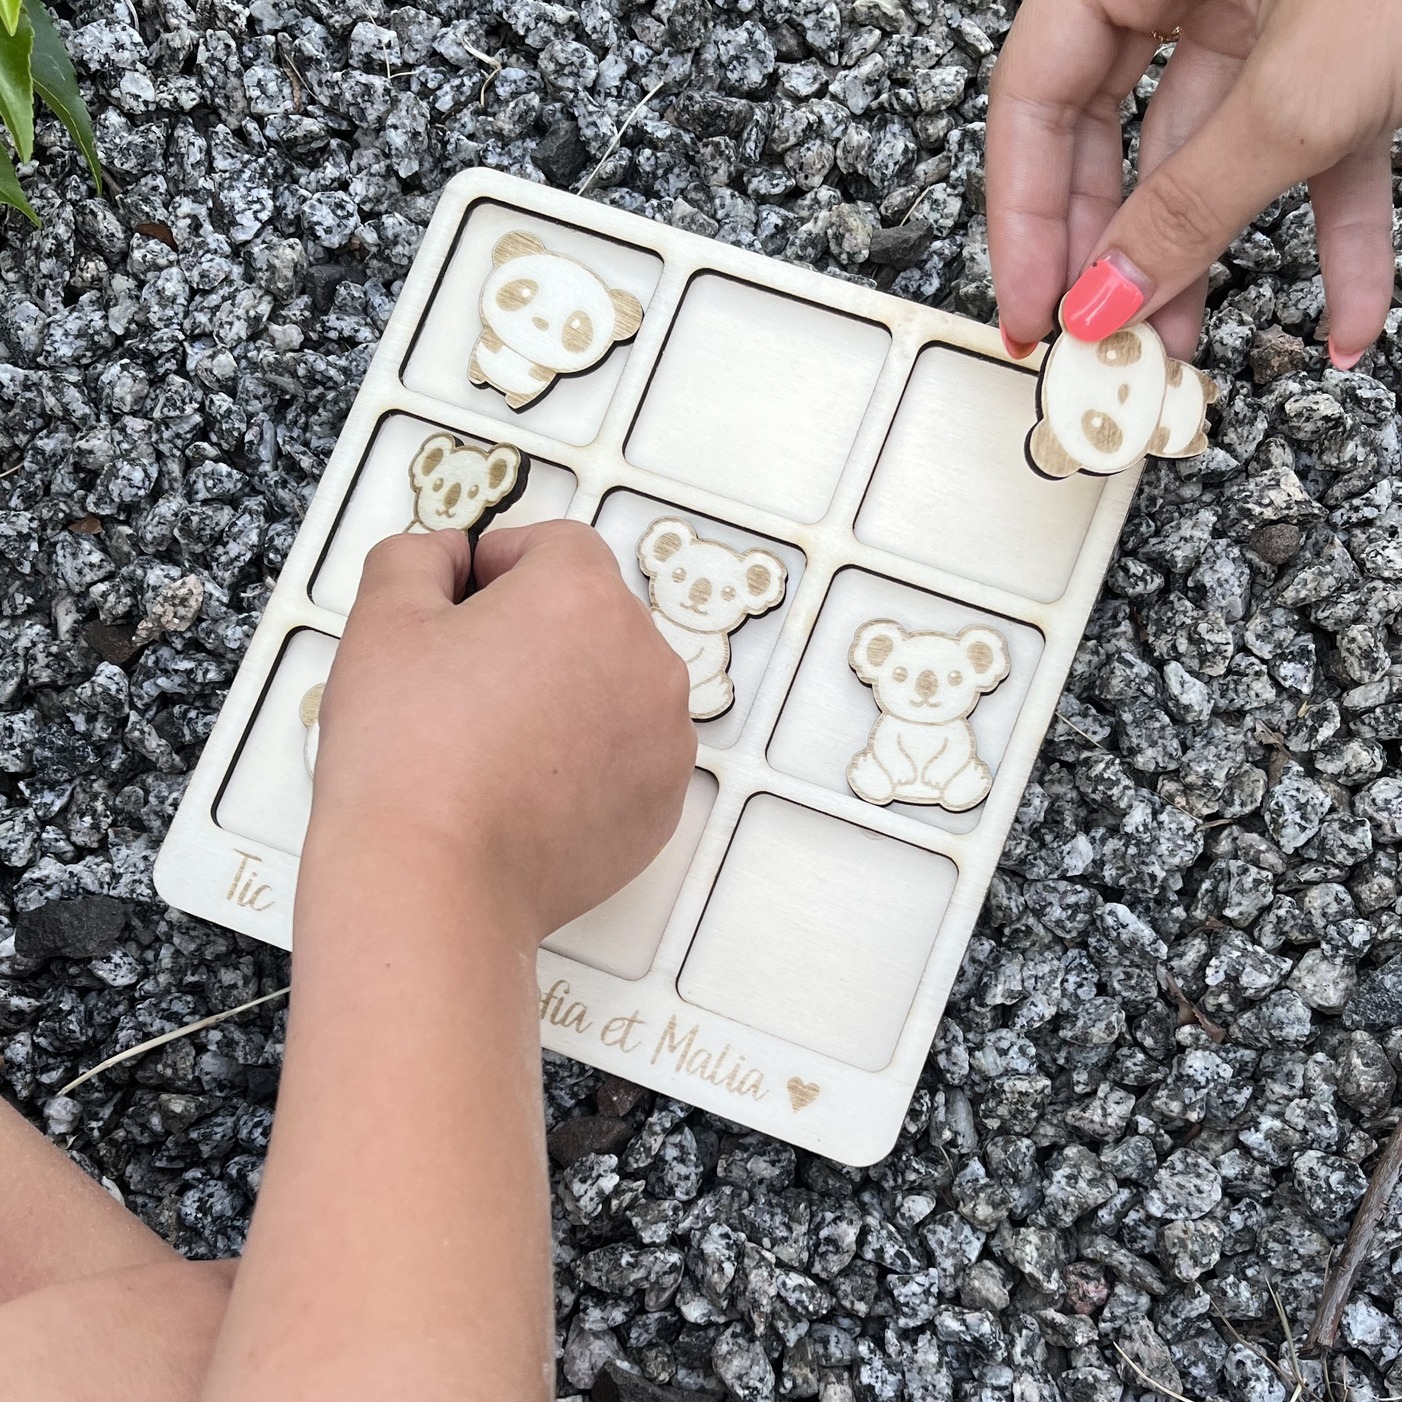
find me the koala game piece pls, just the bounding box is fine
[470,230,645,410]
[1026,320,1218,480]
[847,620,1010,810]
[299,683,324,780]
[405,432,525,535]
[637,517,787,720]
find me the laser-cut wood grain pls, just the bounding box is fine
[637,516,787,720]
[155,169,1149,1166]
[1028,321,1218,480]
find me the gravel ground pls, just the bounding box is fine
[3,0,1402,1398]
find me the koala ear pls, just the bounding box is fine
[1025,418,1084,480]
[410,434,457,486]
[482,444,520,501]
[849,619,906,684]
[609,287,644,341]
[740,549,786,613]
[959,626,1010,690]
[637,517,695,575]
[492,230,546,266]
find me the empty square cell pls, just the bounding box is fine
[593,491,805,749]
[216,629,336,857]
[311,412,576,617]
[678,794,957,1070]
[855,347,1107,602]
[544,768,717,980]
[627,275,889,522]
[403,203,662,446]
[767,569,1043,835]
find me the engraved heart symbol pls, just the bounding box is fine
[787,1078,820,1111]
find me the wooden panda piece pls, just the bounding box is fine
[470,231,645,410]
[1027,320,1218,480]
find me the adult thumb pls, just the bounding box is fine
[1059,83,1308,342]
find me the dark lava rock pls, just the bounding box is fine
[593,1361,712,1401]
[1249,522,1303,565]
[307,262,368,314]
[535,119,589,186]
[82,620,143,666]
[867,222,934,270]
[16,896,127,959]
[597,1074,648,1117]
[548,1115,634,1166]
[1250,326,1308,384]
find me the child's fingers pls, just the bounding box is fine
[471,519,620,590]
[355,529,473,612]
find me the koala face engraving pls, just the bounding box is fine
[636,517,786,635]
[408,433,522,533]
[849,619,1010,725]
[480,231,644,375]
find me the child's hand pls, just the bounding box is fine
[988,0,1402,365]
[308,521,696,940]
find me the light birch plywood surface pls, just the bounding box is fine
[677,794,958,1071]
[627,274,891,522]
[855,347,1107,603]
[155,170,1144,1163]
[214,628,337,859]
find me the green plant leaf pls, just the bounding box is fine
[0,14,34,163]
[0,136,38,224]
[0,0,20,38]
[23,0,99,192]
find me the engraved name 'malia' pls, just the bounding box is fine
[539,979,767,1102]
[226,850,273,912]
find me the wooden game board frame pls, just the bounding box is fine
[155,168,1139,1165]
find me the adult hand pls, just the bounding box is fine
[312,521,696,941]
[987,0,1402,365]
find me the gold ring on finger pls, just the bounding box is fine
[1148,26,1182,43]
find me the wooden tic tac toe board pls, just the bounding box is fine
[155,168,1141,1166]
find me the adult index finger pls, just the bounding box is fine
[1060,46,1348,341]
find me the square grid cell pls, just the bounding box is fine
[856,347,1107,603]
[403,201,663,447]
[155,169,1143,1166]
[627,275,890,522]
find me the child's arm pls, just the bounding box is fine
[200,522,695,1401]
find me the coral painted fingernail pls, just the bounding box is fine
[1000,325,1039,360]
[1329,338,1364,371]
[1061,252,1153,341]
